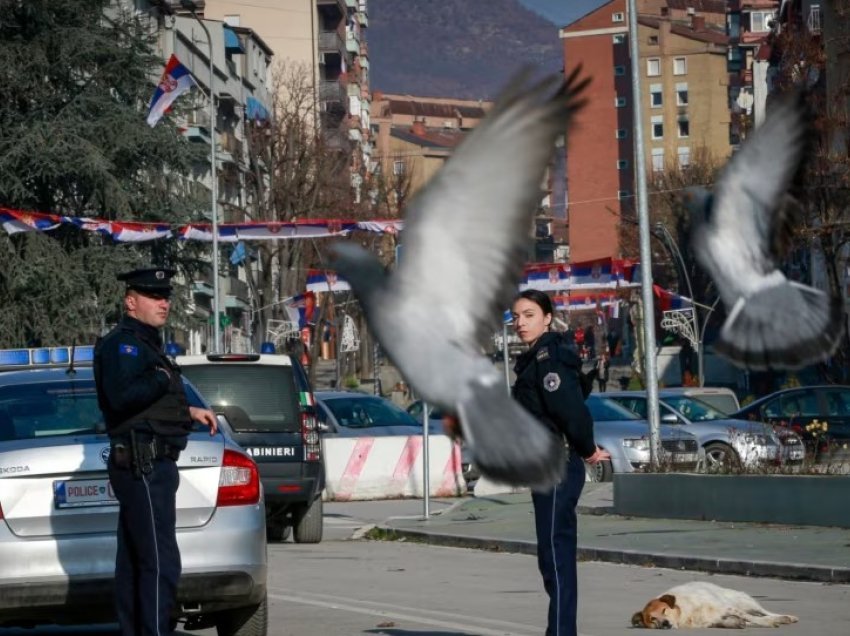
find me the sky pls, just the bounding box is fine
[518,0,609,27]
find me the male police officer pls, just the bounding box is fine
[94,267,217,636]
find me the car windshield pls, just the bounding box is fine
[586,396,641,421]
[180,364,301,433]
[324,396,419,429]
[661,396,725,421]
[0,380,104,440]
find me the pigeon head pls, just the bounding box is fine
[681,186,713,225]
[329,242,387,304]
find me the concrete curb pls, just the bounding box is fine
[373,526,850,584]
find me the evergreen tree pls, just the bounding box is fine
[0,0,206,346]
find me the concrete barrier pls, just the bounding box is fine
[322,435,464,501]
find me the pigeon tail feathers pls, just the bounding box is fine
[717,279,842,370]
[456,376,566,490]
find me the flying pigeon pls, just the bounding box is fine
[686,93,842,369]
[331,69,590,488]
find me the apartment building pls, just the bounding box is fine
[560,0,732,262]
[370,93,489,201]
[202,0,373,189]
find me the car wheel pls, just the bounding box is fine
[703,442,741,473]
[293,497,323,544]
[586,459,613,482]
[216,592,268,636]
[266,522,291,543]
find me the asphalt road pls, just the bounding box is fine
[3,500,849,635]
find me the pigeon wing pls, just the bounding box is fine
[390,68,589,348]
[710,93,808,270]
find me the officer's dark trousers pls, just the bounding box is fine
[531,452,586,636]
[109,457,181,636]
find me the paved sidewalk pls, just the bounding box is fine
[375,484,850,583]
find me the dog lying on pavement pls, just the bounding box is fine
[631,582,798,629]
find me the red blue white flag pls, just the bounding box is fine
[146,54,196,127]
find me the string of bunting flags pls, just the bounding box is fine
[0,207,403,243]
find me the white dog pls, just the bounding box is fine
[631,582,798,629]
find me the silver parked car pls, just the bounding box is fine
[0,365,267,634]
[607,390,795,471]
[585,395,702,481]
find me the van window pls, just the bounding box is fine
[181,364,301,433]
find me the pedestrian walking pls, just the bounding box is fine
[94,267,218,636]
[596,351,610,393]
[511,289,610,636]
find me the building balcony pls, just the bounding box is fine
[357,11,369,27]
[346,30,360,53]
[225,276,250,303]
[318,30,345,54]
[319,79,347,104]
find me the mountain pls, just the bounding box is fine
[367,0,564,99]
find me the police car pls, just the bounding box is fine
[0,346,268,635]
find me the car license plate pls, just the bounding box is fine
[671,453,699,464]
[788,448,805,460]
[54,479,117,509]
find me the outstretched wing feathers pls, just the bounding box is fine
[711,94,808,265]
[392,68,590,348]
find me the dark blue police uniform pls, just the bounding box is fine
[512,331,597,636]
[93,268,191,636]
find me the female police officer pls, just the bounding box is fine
[94,267,217,636]
[511,289,610,636]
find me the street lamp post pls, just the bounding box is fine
[627,0,662,468]
[654,222,702,385]
[183,0,221,353]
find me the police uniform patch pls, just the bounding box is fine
[536,348,550,361]
[543,372,561,392]
[119,344,139,357]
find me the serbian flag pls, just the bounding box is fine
[305,269,350,293]
[284,292,316,328]
[147,55,196,127]
[653,284,693,310]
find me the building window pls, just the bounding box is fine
[676,83,689,106]
[615,96,627,107]
[750,10,775,32]
[678,146,691,169]
[651,148,664,173]
[616,129,628,139]
[614,65,626,76]
[651,115,664,140]
[613,33,626,44]
[618,190,630,200]
[648,35,659,45]
[617,159,629,169]
[673,57,687,75]
[650,84,663,108]
[647,58,661,77]
[612,12,625,22]
[809,5,822,34]
[678,117,690,138]
[393,160,405,176]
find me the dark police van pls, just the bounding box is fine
[177,352,325,543]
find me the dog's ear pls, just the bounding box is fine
[631,611,646,627]
[660,594,677,608]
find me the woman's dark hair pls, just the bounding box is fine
[514,289,554,315]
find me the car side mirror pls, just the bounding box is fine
[661,412,680,424]
[317,421,330,433]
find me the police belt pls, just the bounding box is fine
[111,431,181,476]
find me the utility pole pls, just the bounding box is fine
[627,0,661,467]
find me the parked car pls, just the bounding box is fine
[316,391,429,436]
[178,352,324,544]
[406,400,479,486]
[659,386,741,415]
[733,385,850,460]
[0,366,267,633]
[607,390,793,470]
[584,394,702,481]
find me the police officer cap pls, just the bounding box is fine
[117,267,176,298]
